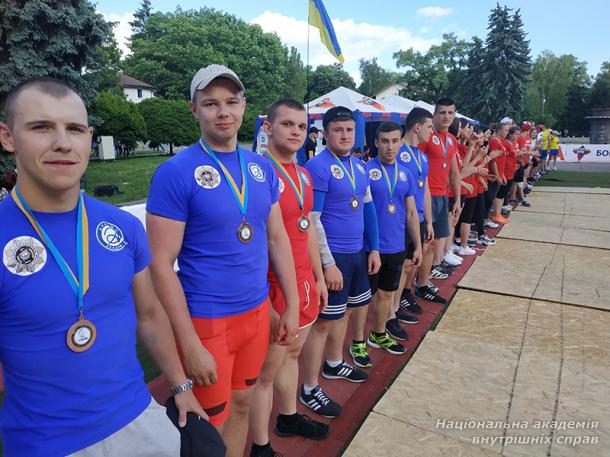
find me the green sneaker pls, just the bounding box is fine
[349,340,372,368]
[367,332,406,355]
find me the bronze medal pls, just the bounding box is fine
[67,318,97,352]
[237,221,253,243]
[442,161,447,169]
[297,215,310,232]
[350,196,359,210]
[418,177,424,188]
[387,202,397,214]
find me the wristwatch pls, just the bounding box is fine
[170,378,193,395]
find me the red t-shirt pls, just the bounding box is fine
[518,135,532,164]
[473,155,485,195]
[455,143,476,198]
[267,162,314,281]
[503,139,517,178]
[419,130,457,197]
[488,137,507,179]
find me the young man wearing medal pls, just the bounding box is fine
[248,99,330,457]
[415,98,462,304]
[300,106,381,418]
[365,122,422,353]
[396,108,437,312]
[146,65,300,457]
[0,77,204,457]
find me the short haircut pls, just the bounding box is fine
[309,126,319,134]
[405,107,433,131]
[3,77,78,128]
[508,126,521,136]
[448,117,461,137]
[435,97,456,111]
[266,98,306,124]
[375,121,401,139]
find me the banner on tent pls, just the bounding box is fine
[559,144,610,163]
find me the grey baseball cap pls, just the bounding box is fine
[190,64,245,101]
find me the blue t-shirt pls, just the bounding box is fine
[366,158,416,254]
[305,148,369,254]
[146,144,279,318]
[398,144,429,223]
[0,195,152,457]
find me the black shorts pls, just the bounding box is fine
[405,221,426,260]
[496,179,513,199]
[368,251,406,294]
[513,166,525,183]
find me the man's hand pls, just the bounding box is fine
[316,276,329,313]
[175,390,208,427]
[324,264,343,291]
[411,246,423,267]
[269,308,281,343]
[452,201,462,217]
[426,222,435,242]
[479,167,489,177]
[277,307,298,346]
[368,250,381,275]
[182,343,218,387]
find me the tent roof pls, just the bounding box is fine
[306,86,391,115]
[378,95,417,113]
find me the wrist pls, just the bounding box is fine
[170,378,193,396]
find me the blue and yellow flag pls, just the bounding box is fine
[308,0,344,64]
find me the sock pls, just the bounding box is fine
[373,331,386,338]
[326,359,343,368]
[252,442,270,451]
[278,413,299,425]
[303,384,317,395]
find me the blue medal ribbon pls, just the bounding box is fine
[403,143,423,180]
[328,150,357,193]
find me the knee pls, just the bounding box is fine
[231,391,253,415]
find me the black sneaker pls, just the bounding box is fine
[440,260,457,270]
[415,285,447,304]
[349,341,373,368]
[275,413,330,440]
[322,360,368,383]
[299,385,342,418]
[250,443,283,457]
[521,200,531,207]
[400,290,422,314]
[367,331,406,355]
[429,266,449,280]
[396,307,418,324]
[386,317,408,340]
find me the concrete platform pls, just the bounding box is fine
[533,186,610,195]
[516,193,610,218]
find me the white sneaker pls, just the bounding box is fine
[484,219,499,229]
[443,252,462,265]
[449,244,459,253]
[458,246,476,256]
[502,205,512,212]
[553,165,557,171]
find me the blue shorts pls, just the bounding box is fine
[550,149,559,156]
[539,149,548,159]
[431,195,450,239]
[320,249,372,320]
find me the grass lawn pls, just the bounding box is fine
[536,171,610,188]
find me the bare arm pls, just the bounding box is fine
[405,195,422,265]
[307,222,328,311]
[449,154,462,214]
[424,180,434,241]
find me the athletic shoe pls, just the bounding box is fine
[492,215,509,224]
[395,308,418,325]
[415,285,447,304]
[478,235,496,246]
[484,219,499,229]
[521,200,531,207]
[400,290,422,314]
[275,413,330,440]
[503,205,513,212]
[524,187,532,195]
[553,165,557,171]
[458,246,476,256]
[386,317,409,340]
[348,342,373,369]
[443,252,462,266]
[526,184,533,191]
[250,444,283,457]
[367,331,406,355]
[439,260,457,271]
[468,235,478,243]
[299,385,342,419]
[323,359,368,382]
[419,282,439,293]
[430,265,449,280]
[446,251,463,264]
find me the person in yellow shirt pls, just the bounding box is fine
[548,130,560,171]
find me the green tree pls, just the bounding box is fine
[282,46,307,102]
[590,61,610,108]
[461,37,486,116]
[84,28,123,95]
[137,98,198,154]
[306,63,356,100]
[129,0,152,37]
[357,58,397,97]
[90,91,147,152]
[556,84,591,136]
[0,0,113,108]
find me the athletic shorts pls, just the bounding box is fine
[269,268,319,329]
[405,221,426,260]
[431,195,450,238]
[532,158,539,167]
[550,149,559,156]
[368,251,405,294]
[497,179,513,199]
[539,149,548,159]
[189,300,270,425]
[513,166,525,183]
[320,249,371,320]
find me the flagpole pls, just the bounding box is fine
[306,2,310,116]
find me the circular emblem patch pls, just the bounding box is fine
[195,165,221,189]
[3,236,47,276]
[399,171,408,182]
[278,179,285,193]
[248,162,266,182]
[96,222,127,252]
[432,135,441,145]
[369,168,382,181]
[400,151,411,163]
[330,164,344,179]
[300,171,311,186]
[356,163,366,175]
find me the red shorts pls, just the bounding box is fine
[269,269,319,329]
[189,300,270,425]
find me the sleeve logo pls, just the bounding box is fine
[248,162,266,182]
[356,163,366,174]
[278,178,285,193]
[96,222,128,252]
[369,168,382,181]
[3,236,47,275]
[300,171,311,186]
[400,151,411,162]
[194,165,221,189]
[432,136,441,145]
[330,164,344,179]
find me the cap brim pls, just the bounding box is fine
[192,72,245,100]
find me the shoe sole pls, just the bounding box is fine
[274,426,331,440]
[397,318,418,325]
[298,396,340,419]
[386,330,408,341]
[321,371,368,382]
[367,340,406,355]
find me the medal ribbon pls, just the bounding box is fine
[378,158,398,199]
[329,151,357,193]
[403,143,423,178]
[261,148,304,209]
[12,188,89,313]
[199,137,248,218]
[433,128,448,164]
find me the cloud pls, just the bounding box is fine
[101,11,135,57]
[416,6,453,18]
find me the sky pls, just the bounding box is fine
[96,0,610,86]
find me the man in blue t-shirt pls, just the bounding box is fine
[299,107,381,419]
[365,122,421,353]
[146,65,299,457]
[0,77,203,457]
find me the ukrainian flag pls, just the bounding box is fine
[308,0,344,64]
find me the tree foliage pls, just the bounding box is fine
[90,91,147,151]
[591,61,610,109]
[137,98,198,154]
[306,63,356,101]
[357,58,397,97]
[282,46,307,102]
[129,0,152,37]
